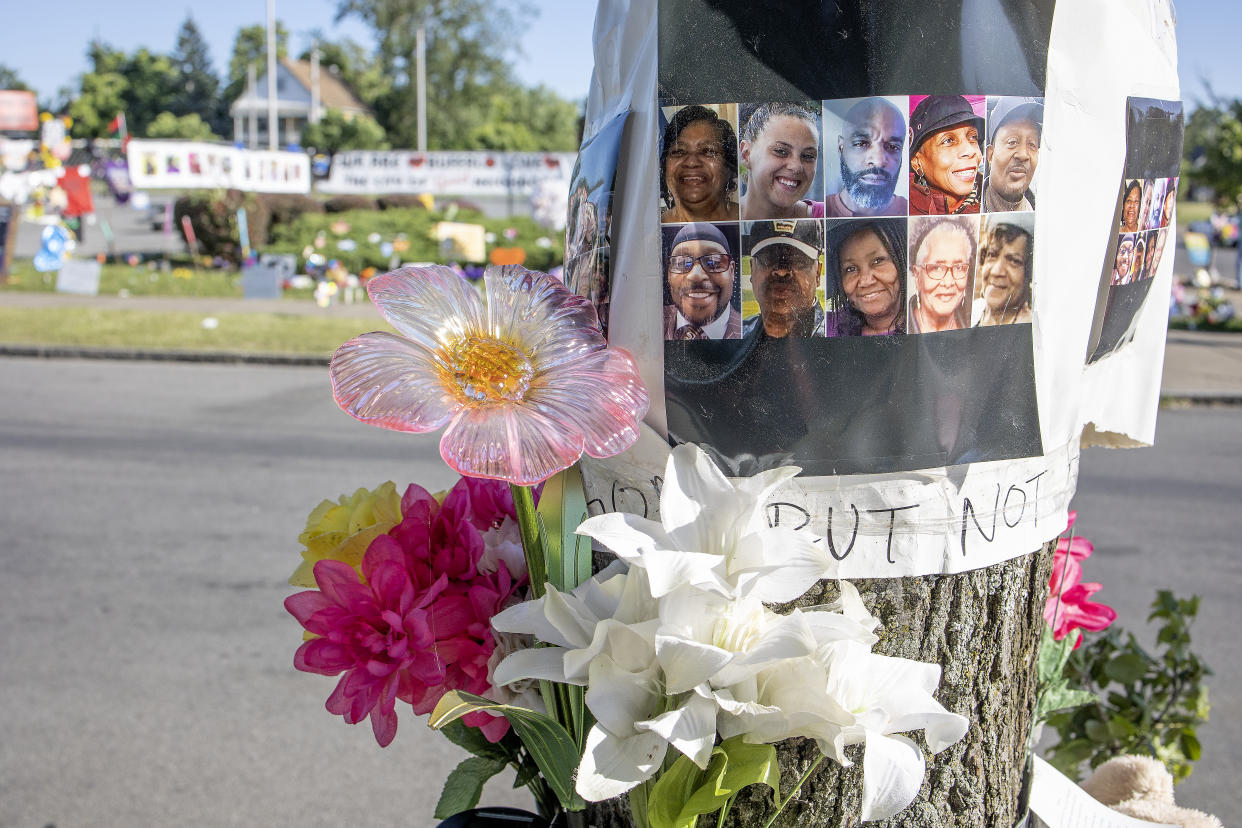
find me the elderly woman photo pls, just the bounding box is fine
[660,105,739,223]
[825,218,906,336]
[739,102,822,220]
[908,215,976,332]
[908,95,984,215]
[973,216,1034,326]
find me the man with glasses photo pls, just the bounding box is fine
[742,218,826,338]
[908,216,976,333]
[662,222,742,339]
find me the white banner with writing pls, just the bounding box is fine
[319,150,576,196]
[126,140,310,194]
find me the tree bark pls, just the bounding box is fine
[585,542,1055,828]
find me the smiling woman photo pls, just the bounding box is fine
[973,215,1034,326]
[660,105,739,224]
[739,102,822,220]
[826,218,906,336]
[908,95,984,215]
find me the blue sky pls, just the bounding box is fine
[0,0,1236,108]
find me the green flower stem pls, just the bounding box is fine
[761,754,824,828]
[716,793,738,828]
[510,483,547,598]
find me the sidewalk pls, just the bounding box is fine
[1,292,1240,400]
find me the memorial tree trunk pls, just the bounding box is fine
[586,542,1055,828]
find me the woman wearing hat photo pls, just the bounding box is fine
[660,105,740,223]
[908,95,985,215]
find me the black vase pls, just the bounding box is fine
[434,807,555,828]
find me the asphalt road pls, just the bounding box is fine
[0,358,1234,825]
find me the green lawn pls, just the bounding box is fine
[0,305,389,355]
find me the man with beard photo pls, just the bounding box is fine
[662,222,742,340]
[983,97,1042,212]
[742,219,826,338]
[824,97,909,217]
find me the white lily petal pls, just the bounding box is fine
[492,646,574,686]
[637,689,718,769]
[734,533,832,603]
[575,724,667,802]
[655,634,732,694]
[585,651,660,737]
[577,512,673,563]
[490,596,576,648]
[860,732,925,822]
[641,548,732,598]
[541,586,606,650]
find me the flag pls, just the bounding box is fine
[108,113,129,150]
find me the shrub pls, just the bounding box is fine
[259,194,325,229]
[175,189,269,265]
[377,194,429,210]
[325,194,378,213]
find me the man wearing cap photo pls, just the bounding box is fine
[742,218,825,338]
[984,97,1043,213]
[908,95,985,215]
[662,222,742,340]
[825,96,909,218]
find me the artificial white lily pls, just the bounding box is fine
[577,443,834,603]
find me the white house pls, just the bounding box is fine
[230,55,371,149]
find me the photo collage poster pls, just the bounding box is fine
[1087,97,1184,362]
[657,94,1045,476]
[564,112,630,338]
[658,95,1041,342]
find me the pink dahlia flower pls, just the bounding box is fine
[286,477,528,746]
[330,264,649,485]
[1044,511,1117,649]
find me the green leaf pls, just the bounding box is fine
[438,719,513,762]
[535,464,592,593]
[434,755,508,819]
[1106,714,1138,740]
[1084,719,1112,744]
[430,689,585,812]
[1180,729,1202,761]
[646,738,779,828]
[1104,653,1148,685]
[1037,626,1077,684]
[1036,682,1097,719]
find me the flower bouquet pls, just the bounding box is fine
[284,264,968,826]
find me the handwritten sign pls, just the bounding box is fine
[581,439,1079,577]
[1027,756,1177,828]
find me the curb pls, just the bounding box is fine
[0,344,329,367]
[4,344,1241,405]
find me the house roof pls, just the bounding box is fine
[280,58,370,115]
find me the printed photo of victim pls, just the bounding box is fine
[908,94,986,216]
[821,96,910,218]
[661,222,743,340]
[972,212,1034,326]
[1088,97,1184,363]
[658,103,740,224]
[737,101,824,221]
[563,112,629,337]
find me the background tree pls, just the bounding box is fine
[302,108,390,152]
[224,22,290,105]
[170,16,225,135]
[0,64,29,90]
[334,0,580,151]
[145,111,218,141]
[465,84,580,151]
[1183,100,1242,207]
[69,42,179,138]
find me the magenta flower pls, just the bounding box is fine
[1044,512,1117,649]
[286,477,529,746]
[330,265,649,485]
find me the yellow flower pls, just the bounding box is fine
[289,482,403,587]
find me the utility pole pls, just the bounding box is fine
[266,0,278,150]
[416,25,427,152]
